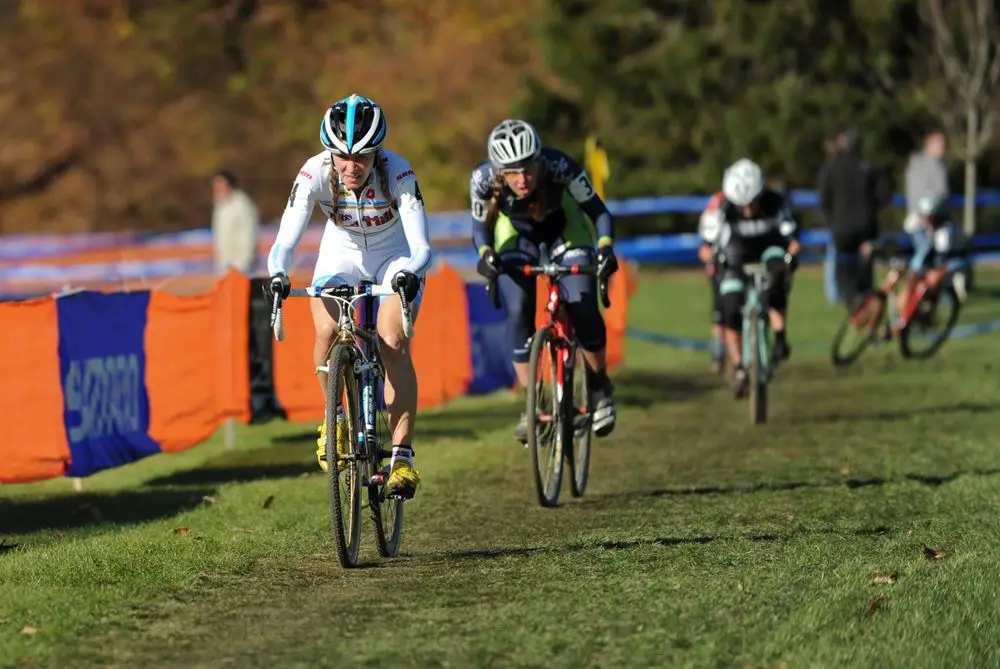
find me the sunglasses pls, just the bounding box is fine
[499,161,538,177]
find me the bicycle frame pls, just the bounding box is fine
[856,256,931,330]
[741,263,773,383]
[506,261,603,400]
[270,282,413,483]
[541,274,575,401]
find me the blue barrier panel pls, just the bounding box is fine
[57,291,161,477]
[464,283,516,393]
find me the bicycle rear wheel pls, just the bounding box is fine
[831,290,887,367]
[369,368,404,558]
[747,308,768,425]
[527,326,564,507]
[900,285,961,359]
[326,344,363,568]
[568,345,591,498]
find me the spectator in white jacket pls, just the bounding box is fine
[211,169,260,275]
[903,131,948,234]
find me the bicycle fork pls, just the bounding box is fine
[355,352,388,488]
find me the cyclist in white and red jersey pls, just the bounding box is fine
[265,94,430,499]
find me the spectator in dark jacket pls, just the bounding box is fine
[818,128,892,308]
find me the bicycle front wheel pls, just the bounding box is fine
[369,370,404,558]
[568,345,591,498]
[326,344,363,568]
[899,285,961,359]
[527,326,564,507]
[747,308,768,425]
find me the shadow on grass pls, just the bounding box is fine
[0,487,215,536]
[575,467,1000,510]
[614,368,721,408]
[420,523,904,564]
[145,442,318,487]
[809,401,1000,424]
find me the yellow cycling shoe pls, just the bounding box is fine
[386,460,421,499]
[315,417,350,472]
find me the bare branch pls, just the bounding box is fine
[978,106,999,152]
[989,41,1000,88]
[921,0,971,94]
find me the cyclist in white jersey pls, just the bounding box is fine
[265,94,430,499]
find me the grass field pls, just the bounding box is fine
[4,267,1000,668]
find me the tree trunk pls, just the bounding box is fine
[963,102,979,236]
[964,158,977,236]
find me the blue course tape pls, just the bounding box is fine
[625,327,713,352]
[626,317,1000,351]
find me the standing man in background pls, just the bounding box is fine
[903,130,949,234]
[818,128,892,309]
[211,169,261,276]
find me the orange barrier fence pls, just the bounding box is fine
[0,262,636,484]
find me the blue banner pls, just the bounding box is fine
[465,284,516,394]
[57,291,161,477]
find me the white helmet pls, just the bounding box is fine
[487,119,541,169]
[722,158,765,207]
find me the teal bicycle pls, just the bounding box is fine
[716,248,791,425]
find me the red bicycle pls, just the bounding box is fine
[831,246,961,367]
[487,249,611,507]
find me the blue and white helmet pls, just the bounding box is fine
[320,94,387,156]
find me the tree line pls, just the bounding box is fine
[1,0,997,236]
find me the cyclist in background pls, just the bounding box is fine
[265,94,431,499]
[698,190,726,373]
[470,119,620,441]
[699,158,801,397]
[897,194,970,323]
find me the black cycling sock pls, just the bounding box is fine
[585,364,609,389]
[775,329,787,343]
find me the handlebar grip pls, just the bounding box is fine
[487,279,501,310]
[270,294,285,342]
[599,278,611,309]
[398,290,414,338]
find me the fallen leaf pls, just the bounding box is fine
[864,597,885,619]
[923,545,946,560]
[19,659,36,666]
[19,626,38,635]
[201,495,217,505]
[871,574,897,585]
[907,528,913,536]
[840,466,855,476]
[173,527,191,535]
[262,495,275,510]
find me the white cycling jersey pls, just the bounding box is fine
[267,149,433,290]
